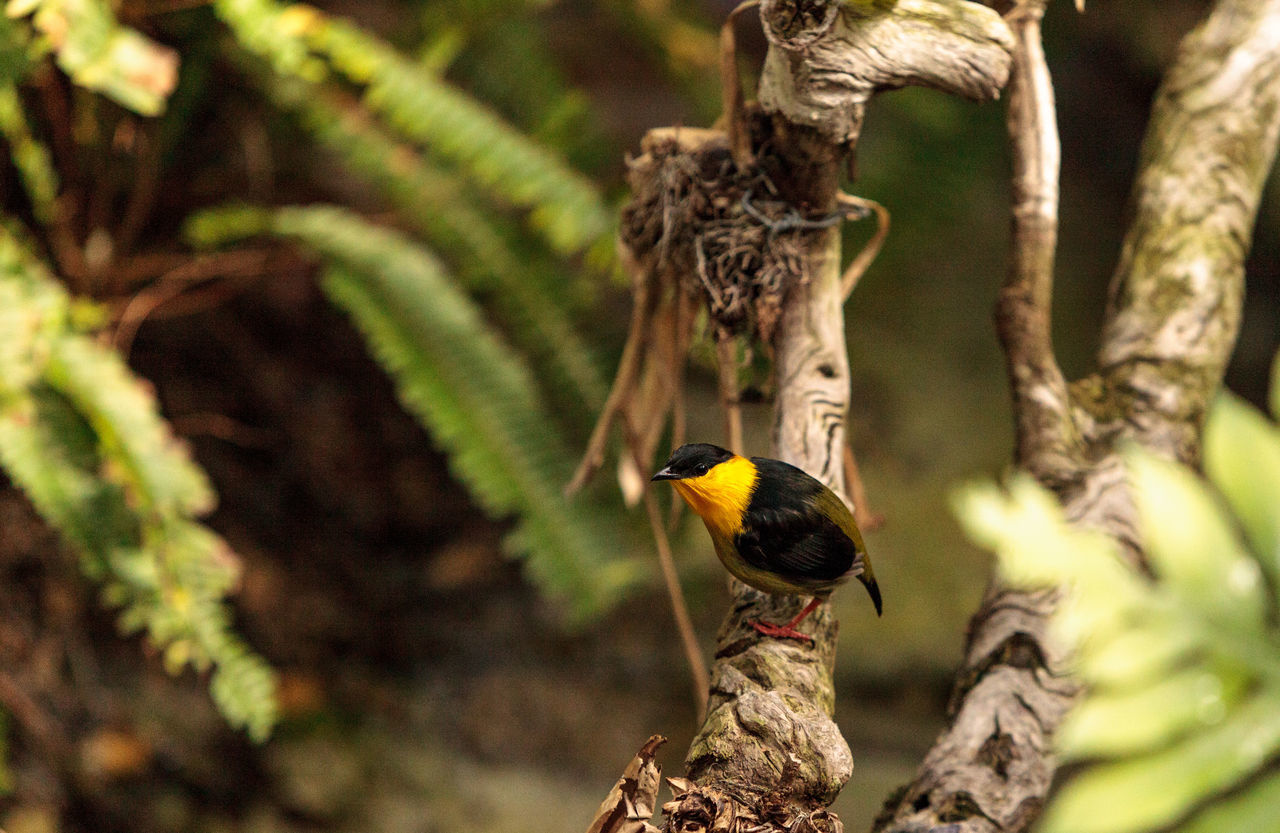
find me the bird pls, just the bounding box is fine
[651,442,881,642]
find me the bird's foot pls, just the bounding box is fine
[749,620,814,643]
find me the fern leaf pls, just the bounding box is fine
[0,81,57,224]
[0,222,277,739]
[955,373,1280,833]
[0,15,36,86]
[45,335,215,519]
[256,71,608,411]
[188,204,640,620]
[210,0,612,257]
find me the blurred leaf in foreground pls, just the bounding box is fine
[954,364,1280,833]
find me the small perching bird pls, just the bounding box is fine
[652,443,881,641]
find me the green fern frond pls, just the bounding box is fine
[0,82,57,224]
[955,375,1280,833]
[188,204,641,620]
[415,4,601,165]
[8,0,178,115]
[211,0,612,257]
[205,0,326,80]
[0,223,277,740]
[45,336,214,519]
[0,15,36,86]
[256,71,608,411]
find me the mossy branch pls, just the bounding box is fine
[878,1,1280,831]
[667,0,1015,820]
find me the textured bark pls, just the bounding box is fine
[875,1,1280,831]
[680,0,1013,817]
[1095,0,1280,463]
[758,0,1014,144]
[684,127,852,809]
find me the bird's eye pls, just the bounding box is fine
[694,463,710,476]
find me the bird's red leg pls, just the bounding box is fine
[750,597,823,642]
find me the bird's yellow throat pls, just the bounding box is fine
[671,455,757,538]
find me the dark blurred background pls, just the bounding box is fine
[0,1,1276,832]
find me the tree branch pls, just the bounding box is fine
[759,0,1014,144]
[993,0,1079,485]
[877,2,1280,831]
[677,0,1013,818]
[1097,0,1280,464]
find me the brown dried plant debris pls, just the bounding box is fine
[570,118,894,554]
[569,115,845,497]
[587,735,668,833]
[570,121,893,535]
[661,778,844,833]
[620,118,815,345]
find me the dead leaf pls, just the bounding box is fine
[586,735,667,833]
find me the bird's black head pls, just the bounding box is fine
[651,443,736,481]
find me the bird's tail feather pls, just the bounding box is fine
[861,574,882,616]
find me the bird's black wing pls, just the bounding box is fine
[734,458,862,585]
[733,505,861,584]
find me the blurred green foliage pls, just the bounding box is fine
[0,223,277,741]
[198,0,650,619]
[188,203,641,620]
[0,0,279,741]
[955,358,1280,833]
[211,0,612,257]
[8,0,178,115]
[0,0,664,743]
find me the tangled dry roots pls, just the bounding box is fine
[619,116,818,345]
[663,779,845,833]
[585,737,847,833]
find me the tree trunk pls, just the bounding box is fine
[674,0,1014,823]
[876,1,1280,830]
[589,2,1280,832]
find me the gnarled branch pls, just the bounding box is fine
[876,1,1280,831]
[681,0,1013,818]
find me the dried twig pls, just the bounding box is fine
[837,194,889,300]
[111,249,273,356]
[168,412,277,449]
[113,124,164,264]
[566,254,659,495]
[642,487,710,718]
[715,329,745,456]
[721,1,761,171]
[617,406,709,715]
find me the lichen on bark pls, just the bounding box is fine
[876,1,1280,831]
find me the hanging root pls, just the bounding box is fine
[720,0,762,170]
[837,193,889,299]
[565,245,660,496]
[715,328,745,456]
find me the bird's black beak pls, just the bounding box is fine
[651,466,679,481]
